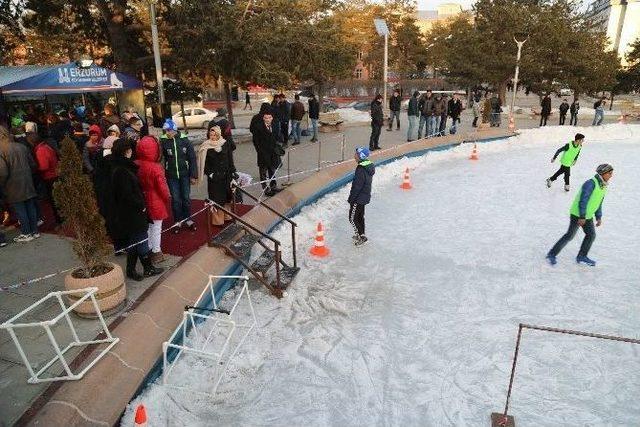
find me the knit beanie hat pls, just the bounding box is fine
[356,146,370,161]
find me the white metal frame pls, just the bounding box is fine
[0,287,119,384]
[162,275,257,396]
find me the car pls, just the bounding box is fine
[172,107,218,129]
[559,88,572,96]
[342,101,371,111]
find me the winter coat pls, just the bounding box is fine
[490,96,502,112]
[448,99,462,119]
[570,101,580,114]
[135,136,170,221]
[389,95,401,112]
[34,141,59,181]
[252,119,281,169]
[208,117,236,149]
[99,114,123,137]
[407,96,419,117]
[559,102,570,115]
[433,98,447,116]
[277,101,290,124]
[419,95,436,117]
[308,98,320,119]
[291,101,305,121]
[160,132,197,180]
[541,97,552,115]
[250,103,272,149]
[204,141,236,205]
[0,143,37,204]
[108,156,148,241]
[370,100,384,126]
[348,160,375,205]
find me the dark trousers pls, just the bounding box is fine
[12,198,38,235]
[559,114,567,125]
[550,165,571,185]
[349,203,365,236]
[388,110,400,129]
[472,116,479,127]
[570,113,578,126]
[167,176,192,223]
[280,121,289,145]
[259,166,277,190]
[369,124,382,149]
[127,230,151,256]
[549,215,596,258]
[44,178,62,224]
[540,114,549,126]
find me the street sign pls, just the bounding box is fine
[374,19,389,36]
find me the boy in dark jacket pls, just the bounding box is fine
[369,95,384,150]
[160,119,197,232]
[547,133,584,192]
[348,147,375,247]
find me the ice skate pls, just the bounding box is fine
[564,184,570,192]
[354,235,368,247]
[546,178,552,188]
[546,253,557,266]
[576,255,596,266]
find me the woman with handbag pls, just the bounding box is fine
[197,125,237,226]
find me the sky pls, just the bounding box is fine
[416,0,474,11]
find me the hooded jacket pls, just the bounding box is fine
[136,136,170,221]
[34,140,59,181]
[160,132,197,180]
[0,142,37,204]
[348,160,375,205]
[108,155,148,240]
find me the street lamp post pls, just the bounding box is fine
[150,0,165,104]
[374,19,390,112]
[510,36,528,129]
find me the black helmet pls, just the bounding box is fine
[596,164,613,175]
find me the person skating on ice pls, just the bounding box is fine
[547,133,584,192]
[546,163,614,267]
[348,147,375,247]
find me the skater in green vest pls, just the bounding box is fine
[546,133,584,192]
[546,164,614,266]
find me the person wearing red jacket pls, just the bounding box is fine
[135,135,170,263]
[33,134,62,225]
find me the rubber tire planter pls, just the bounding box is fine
[64,263,126,317]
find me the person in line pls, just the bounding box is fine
[592,98,606,126]
[135,135,170,264]
[251,108,282,196]
[348,147,375,247]
[437,94,449,136]
[83,125,103,176]
[209,107,235,148]
[197,125,237,225]
[489,93,501,127]
[547,133,585,192]
[540,94,551,126]
[471,92,482,127]
[570,99,580,126]
[308,94,320,143]
[407,91,420,142]
[160,119,197,233]
[0,126,39,242]
[277,94,291,147]
[33,133,62,226]
[99,103,123,136]
[290,94,305,145]
[448,94,463,134]
[558,99,570,125]
[387,89,401,131]
[418,89,436,138]
[369,94,384,150]
[108,138,164,280]
[123,117,143,152]
[244,90,252,110]
[546,164,614,267]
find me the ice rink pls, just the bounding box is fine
[123,124,640,426]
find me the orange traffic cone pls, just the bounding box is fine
[134,404,147,427]
[310,222,330,257]
[399,167,413,190]
[469,143,479,161]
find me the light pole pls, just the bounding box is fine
[509,35,528,129]
[374,19,389,111]
[150,0,165,104]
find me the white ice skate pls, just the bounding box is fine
[546,178,552,188]
[564,184,570,192]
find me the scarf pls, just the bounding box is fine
[196,137,226,186]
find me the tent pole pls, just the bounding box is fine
[81,93,86,107]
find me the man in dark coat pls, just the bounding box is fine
[540,94,552,126]
[290,94,305,145]
[418,90,436,138]
[387,89,401,131]
[558,99,570,125]
[448,94,463,134]
[250,107,281,196]
[308,94,320,142]
[407,91,420,142]
[570,99,580,126]
[369,94,384,150]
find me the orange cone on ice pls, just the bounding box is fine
[134,404,147,427]
[469,143,479,161]
[310,222,330,257]
[399,167,413,190]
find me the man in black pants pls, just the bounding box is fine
[369,94,383,150]
[558,99,569,125]
[348,147,375,247]
[547,133,584,192]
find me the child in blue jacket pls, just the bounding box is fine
[348,147,375,246]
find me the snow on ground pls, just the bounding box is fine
[123,124,640,426]
[335,107,371,123]
[503,105,622,117]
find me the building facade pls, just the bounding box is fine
[586,0,640,66]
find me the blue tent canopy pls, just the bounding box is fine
[0,63,142,96]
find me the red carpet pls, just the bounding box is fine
[7,199,254,257]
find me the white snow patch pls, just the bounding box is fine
[122,124,640,426]
[334,108,371,123]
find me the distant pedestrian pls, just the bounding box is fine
[369,94,383,150]
[433,94,447,136]
[387,89,401,131]
[570,99,580,126]
[546,164,614,267]
[547,133,584,192]
[489,93,501,127]
[592,98,605,126]
[277,95,291,147]
[448,94,463,134]
[308,94,320,142]
[558,99,569,125]
[407,91,420,142]
[244,90,252,110]
[291,94,305,145]
[471,92,481,127]
[540,94,551,126]
[348,147,375,247]
[418,89,436,138]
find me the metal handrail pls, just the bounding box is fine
[210,201,279,246]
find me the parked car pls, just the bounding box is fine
[172,107,218,129]
[342,101,371,111]
[559,88,572,97]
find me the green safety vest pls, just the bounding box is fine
[570,177,606,219]
[359,160,372,167]
[560,141,581,167]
